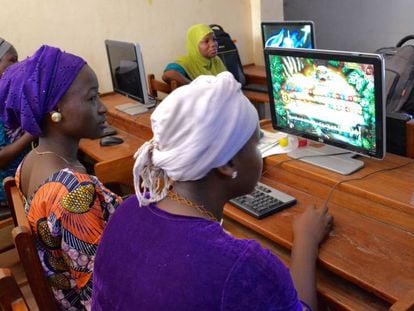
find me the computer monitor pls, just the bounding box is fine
[264,47,386,175]
[261,21,316,49]
[105,40,150,106]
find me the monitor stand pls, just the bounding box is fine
[115,102,148,115]
[288,143,364,175]
[114,95,157,115]
[146,96,157,108]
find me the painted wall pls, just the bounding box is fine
[251,0,284,65]
[1,0,254,93]
[284,0,414,53]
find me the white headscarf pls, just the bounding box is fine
[134,71,259,205]
[0,38,12,59]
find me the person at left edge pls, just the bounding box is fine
[0,45,122,310]
[0,37,35,212]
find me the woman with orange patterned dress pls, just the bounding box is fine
[0,45,121,310]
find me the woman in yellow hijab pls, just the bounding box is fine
[162,24,226,86]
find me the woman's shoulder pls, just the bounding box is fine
[26,168,120,219]
[47,168,99,187]
[164,62,187,75]
[29,168,119,202]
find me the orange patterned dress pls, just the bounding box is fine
[16,166,122,310]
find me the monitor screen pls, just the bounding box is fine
[261,21,315,49]
[105,40,149,105]
[264,47,385,162]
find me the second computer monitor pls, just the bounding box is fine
[261,21,316,49]
[105,40,149,105]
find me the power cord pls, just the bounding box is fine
[322,159,414,208]
[260,151,414,208]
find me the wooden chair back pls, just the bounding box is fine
[1,177,21,253]
[94,155,135,196]
[5,177,58,310]
[3,177,24,227]
[0,268,29,311]
[147,74,177,99]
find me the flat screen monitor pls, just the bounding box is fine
[264,47,385,175]
[105,40,150,106]
[261,21,316,49]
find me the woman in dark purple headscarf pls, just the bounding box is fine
[0,45,122,310]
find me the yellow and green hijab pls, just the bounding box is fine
[176,24,226,80]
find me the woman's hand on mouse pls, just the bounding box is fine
[293,204,333,247]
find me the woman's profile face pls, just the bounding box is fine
[0,46,18,76]
[198,33,218,59]
[57,65,107,139]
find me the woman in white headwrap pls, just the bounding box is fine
[92,72,333,311]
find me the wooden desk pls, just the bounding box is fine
[79,128,143,162]
[224,151,414,310]
[98,92,153,141]
[243,64,267,85]
[79,93,153,162]
[81,92,414,310]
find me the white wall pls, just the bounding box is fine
[284,0,414,52]
[251,0,284,65]
[1,0,254,93]
[261,0,284,21]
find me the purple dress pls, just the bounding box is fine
[92,195,309,311]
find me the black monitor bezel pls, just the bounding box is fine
[104,39,149,105]
[261,21,316,49]
[264,47,386,159]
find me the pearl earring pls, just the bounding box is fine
[232,171,238,179]
[50,111,62,123]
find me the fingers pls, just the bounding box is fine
[318,202,329,214]
[315,203,334,231]
[326,213,334,226]
[324,213,334,235]
[306,203,329,217]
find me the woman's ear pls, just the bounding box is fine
[215,159,237,179]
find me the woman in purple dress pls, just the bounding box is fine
[93,72,333,311]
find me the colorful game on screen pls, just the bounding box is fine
[268,54,377,152]
[262,22,315,49]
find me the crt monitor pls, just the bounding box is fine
[105,40,149,105]
[264,47,385,175]
[261,21,316,49]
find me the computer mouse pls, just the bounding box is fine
[100,125,117,137]
[100,136,124,147]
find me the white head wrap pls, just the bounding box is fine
[133,71,259,205]
[0,38,12,59]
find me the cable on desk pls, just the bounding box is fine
[260,152,414,209]
[323,159,414,208]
